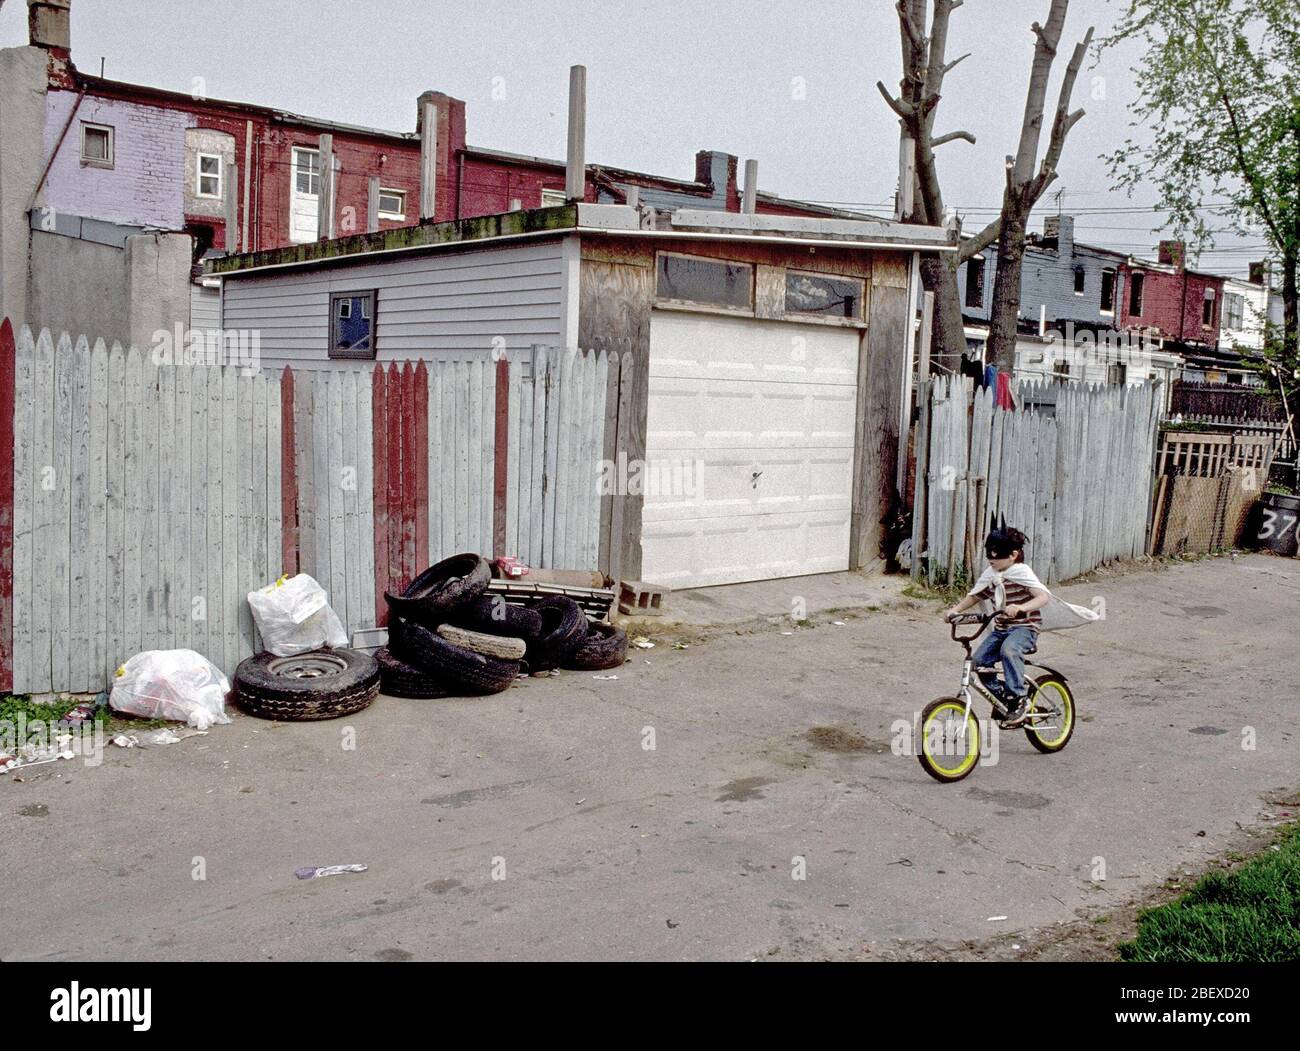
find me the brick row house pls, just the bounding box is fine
[955,214,1279,394]
[0,0,837,348]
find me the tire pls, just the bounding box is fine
[436,623,527,661]
[916,697,982,783]
[383,553,490,625]
[234,648,379,721]
[1023,674,1076,753]
[390,618,519,695]
[446,595,543,641]
[375,647,453,699]
[562,621,628,671]
[525,596,589,672]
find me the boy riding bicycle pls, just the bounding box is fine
[944,527,1050,729]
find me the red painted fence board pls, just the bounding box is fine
[385,363,402,595]
[413,361,429,567]
[400,362,417,586]
[0,319,15,691]
[372,365,390,625]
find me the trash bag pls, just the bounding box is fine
[109,649,232,730]
[247,574,348,657]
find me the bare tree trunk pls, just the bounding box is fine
[880,1,1091,377]
[983,1,1093,372]
[879,0,983,373]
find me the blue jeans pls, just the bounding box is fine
[972,625,1037,701]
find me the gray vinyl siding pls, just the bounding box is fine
[190,282,221,332]
[955,223,1128,330]
[220,238,566,372]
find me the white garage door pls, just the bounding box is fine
[641,311,860,589]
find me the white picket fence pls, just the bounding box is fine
[12,327,282,694]
[7,327,613,694]
[912,376,1162,586]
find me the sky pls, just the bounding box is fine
[0,0,1268,276]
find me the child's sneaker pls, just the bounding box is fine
[1001,695,1031,728]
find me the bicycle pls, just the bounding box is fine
[916,612,1077,783]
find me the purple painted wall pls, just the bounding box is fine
[43,89,192,230]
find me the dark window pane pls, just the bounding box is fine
[1129,272,1144,315]
[1073,267,1085,293]
[965,258,985,309]
[1100,269,1115,311]
[656,254,751,309]
[331,293,375,357]
[785,271,862,319]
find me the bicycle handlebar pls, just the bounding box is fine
[947,612,992,644]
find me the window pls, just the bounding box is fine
[965,257,985,309]
[1108,361,1127,385]
[785,271,864,320]
[1054,359,1070,378]
[1100,268,1116,314]
[1202,288,1216,327]
[329,291,376,358]
[377,188,406,220]
[294,148,321,195]
[1073,267,1086,295]
[197,153,222,199]
[1224,292,1245,329]
[1128,271,1145,316]
[655,253,752,310]
[80,122,114,168]
[541,188,567,207]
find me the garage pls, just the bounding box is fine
[641,310,861,589]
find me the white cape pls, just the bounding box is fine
[967,563,1100,632]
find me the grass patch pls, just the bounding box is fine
[901,577,970,606]
[0,693,172,736]
[1120,823,1300,962]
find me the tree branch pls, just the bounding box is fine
[876,80,915,121]
[958,217,1002,262]
[943,52,971,76]
[931,130,977,148]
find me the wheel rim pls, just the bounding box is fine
[1026,680,1072,747]
[268,653,347,679]
[921,701,980,777]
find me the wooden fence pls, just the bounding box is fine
[0,321,621,694]
[911,377,1162,586]
[1169,380,1284,421]
[1169,413,1295,470]
[1148,429,1276,556]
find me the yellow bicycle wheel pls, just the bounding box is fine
[917,697,981,783]
[1023,675,1075,753]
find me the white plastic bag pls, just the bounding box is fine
[110,649,232,729]
[247,574,347,657]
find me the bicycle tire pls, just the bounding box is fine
[916,696,982,783]
[1023,674,1076,753]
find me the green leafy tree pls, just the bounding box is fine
[1103,0,1300,426]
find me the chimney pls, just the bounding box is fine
[565,65,587,202]
[415,91,466,223]
[28,0,71,52]
[1042,215,1074,254]
[694,150,739,209]
[1158,239,1186,270]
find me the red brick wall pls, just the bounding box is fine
[1120,264,1224,345]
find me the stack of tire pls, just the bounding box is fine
[377,553,629,698]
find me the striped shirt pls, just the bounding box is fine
[968,565,1047,631]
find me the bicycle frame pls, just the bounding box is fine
[947,613,1062,735]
